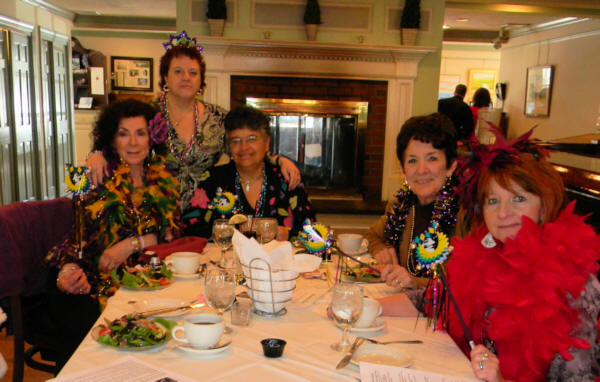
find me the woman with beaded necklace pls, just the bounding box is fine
[86,31,301,217]
[184,106,315,240]
[365,113,461,299]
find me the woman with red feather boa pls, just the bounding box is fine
[447,131,600,381]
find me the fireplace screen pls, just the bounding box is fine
[246,98,368,189]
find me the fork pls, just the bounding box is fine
[361,337,423,345]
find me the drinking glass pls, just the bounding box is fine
[213,219,234,266]
[255,217,278,244]
[204,268,237,334]
[330,283,363,352]
[239,215,255,239]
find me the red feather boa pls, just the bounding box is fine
[447,203,600,381]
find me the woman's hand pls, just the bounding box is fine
[470,345,503,382]
[98,245,131,273]
[278,156,301,190]
[57,264,91,295]
[86,151,108,186]
[373,246,397,265]
[379,265,415,289]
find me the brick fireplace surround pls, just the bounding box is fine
[230,76,388,200]
[199,39,434,204]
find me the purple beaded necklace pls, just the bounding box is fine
[161,92,199,162]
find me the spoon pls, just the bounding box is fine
[361,337,423,345]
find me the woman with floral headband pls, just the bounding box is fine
[86,31,301,217]
[446,130,600,381]
[45,99,180,370]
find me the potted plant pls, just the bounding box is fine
[400,0,420,45]
[303,0,322,41]
[207,0,227,37]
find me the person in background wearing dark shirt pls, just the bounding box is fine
[438,84,474,143]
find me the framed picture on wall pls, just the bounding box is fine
[438,74,460,100]
[111,56,153,91]
[524,65,554,117]
[468,69,497,101]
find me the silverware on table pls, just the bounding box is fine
[336,337,365,369]
[361,337,423,345]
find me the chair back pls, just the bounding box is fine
[0,198,73,300]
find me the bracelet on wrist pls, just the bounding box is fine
[131,236,141,252]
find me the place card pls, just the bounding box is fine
[360,362,476,382]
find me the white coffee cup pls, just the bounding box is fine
[354,298,382,328]
[172,313,224,348]
[338,233,368,254]
[165,252,202,274]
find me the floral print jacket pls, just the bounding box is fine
[183,160,315,239]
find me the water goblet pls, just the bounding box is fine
[255,217,278,244]
[239,215,255,239]
[204,268,237,334]
[213,219,234,266]
[330,283,363,352]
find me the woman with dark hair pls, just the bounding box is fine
[45,99,180,370]
[444,131,600,381]
[365,113,460,293]
[470,87,492,127]
[184,106,315,240]
[86,31,301,215]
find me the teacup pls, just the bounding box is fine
[165,251,202,274]
[354,298,382,328]
[172,313,224,348]
[337,233,368,254]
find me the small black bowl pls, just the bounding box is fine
[261,338,286,358]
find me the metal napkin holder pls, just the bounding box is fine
[242,258,298,317]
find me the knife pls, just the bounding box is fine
[336,337,365,369]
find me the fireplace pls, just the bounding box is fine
[247,98,368,191]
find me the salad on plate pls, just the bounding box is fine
[342,257,382,283]
[110,264,173,290]
[91,315,176,349]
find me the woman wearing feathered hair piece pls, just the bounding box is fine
[447,129,600,381]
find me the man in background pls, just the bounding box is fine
[438,84,473,142]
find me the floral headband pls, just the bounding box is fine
[455,123,548,219]
[148,112,168,146]
[162,31,203,53]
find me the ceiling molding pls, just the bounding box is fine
[20,0,75,20]
[445,1,600,17]
[444,29,497,43]
[0,14,34,34]
[71,29,173,39]
[74,15,175,31]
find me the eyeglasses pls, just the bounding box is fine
[229,135,261,145]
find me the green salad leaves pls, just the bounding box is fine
[95,315,177,348]
[110,264,173,289]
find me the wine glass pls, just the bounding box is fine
[330,283,363,352]
[204,268,237,334]
[239,215,255,239]
[255,217,278,244]
[213,219,234,266]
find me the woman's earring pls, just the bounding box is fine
[162,85,169,93]
[402,178,411,191]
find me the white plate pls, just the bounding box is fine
[133,298,189,318]
[350,317,386,333]
[172,271,201,280]
[351,343,412,367]
[176,336,232,355]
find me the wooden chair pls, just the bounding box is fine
[0,198,73,382]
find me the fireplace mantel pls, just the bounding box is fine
[199,38,437,201]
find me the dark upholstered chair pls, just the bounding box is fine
[0,198,73,382]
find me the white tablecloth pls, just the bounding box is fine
[57,245,475,381]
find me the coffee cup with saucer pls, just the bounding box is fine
[166,252,202,279]
[172,313,232,354]
[353,298,384,331]
[337,233,369,256]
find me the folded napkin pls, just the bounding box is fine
[143,237,208,259]
[232,230,321,273]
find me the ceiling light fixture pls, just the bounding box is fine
[456,18,469,22]
[443,25,450,29]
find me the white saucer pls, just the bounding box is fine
[341,244,369,257]
[176,336,232,355]
[172,271,201,280]
[350,343,412,367]
[349,317,386,333]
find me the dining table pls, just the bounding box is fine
[55,244,476,381]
